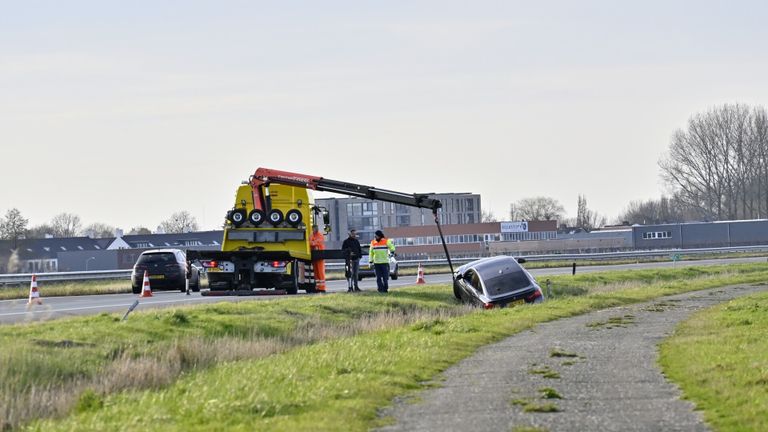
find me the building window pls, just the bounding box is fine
[362,202,378,216]
[643,231,672,240]
[347,203,362,216]
[396,215,410,226]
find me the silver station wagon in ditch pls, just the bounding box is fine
[453,256,544,309]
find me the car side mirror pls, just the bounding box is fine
[516,258,526,264]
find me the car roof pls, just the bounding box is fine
[140,249,183,255]
[458,256,521,274]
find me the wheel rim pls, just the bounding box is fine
[249,210,265,226]
[269,210,283,225]
[286,209,302,226]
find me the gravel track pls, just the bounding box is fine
[378,284,767,432]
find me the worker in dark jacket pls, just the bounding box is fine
[341,229,363,292]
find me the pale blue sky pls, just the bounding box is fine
[2,1,768,231]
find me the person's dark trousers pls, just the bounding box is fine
[374,263,390,292]
[349,259,360,290]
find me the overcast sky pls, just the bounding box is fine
[2,1,768,232]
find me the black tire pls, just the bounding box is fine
[358,275,364,281]
[132,285,141,294]
[286,261,298,295]
[453,281,462,300]
[248,209,265,226]
[268,209,284,226]
[229,209,247,227]
[286,209,302,226]
[390,265,398,280]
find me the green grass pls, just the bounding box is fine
[659,291,768,431]
[539,387,562,399]
[2,251,765,300]
[6,262,768,431]
[0,279,132,300]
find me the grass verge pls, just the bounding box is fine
[5,263,768,431]
[659,290,768,431]
[2,252,765,300]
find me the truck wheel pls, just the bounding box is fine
[286,209,302,226]
[286,261,299,295]
[304,282,317,294]
[268,209,284,226]
[229,209,246,227]
[132,284,141,294]
[248,209,265,226]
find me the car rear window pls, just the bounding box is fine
[483,271,532,295]
[475,258,532,295]
[137,253,176,265]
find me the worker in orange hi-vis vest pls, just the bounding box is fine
[309,224,326,292]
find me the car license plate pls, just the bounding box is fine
[149,275,165,279]
[509,299,525,307]
[207,267,221,273]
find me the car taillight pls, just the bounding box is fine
[271,261,286,268]
[526,290,543,302]
[483,303,495,310]
[201,260,218,268]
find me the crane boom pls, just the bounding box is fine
[250,168,442,212]
[250,167,454,278]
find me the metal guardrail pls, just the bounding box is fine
[0,270,132,285]
[1,245,766,285]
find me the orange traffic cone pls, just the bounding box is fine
[28,274,42,305]
[139,271,153,298]
[415,263,426,284]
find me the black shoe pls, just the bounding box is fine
[354,287,361,292]
[347,288,353,292]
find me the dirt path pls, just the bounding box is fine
[378,284,766,432]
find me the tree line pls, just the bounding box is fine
[483,103,768,229]
[0,210,200,246]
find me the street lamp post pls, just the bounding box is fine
[86,256,96,271]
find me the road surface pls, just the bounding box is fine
[0,256,764,325]
[378,283,767,431]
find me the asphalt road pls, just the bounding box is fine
[378,283,768,431]
[0,256,765,325]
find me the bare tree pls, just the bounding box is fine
[159,211,199,234]
[575,195,606,231]
[509,197,565,221]
[128,226,152,235]
[616,195,690,225]
[81,223,116,238]
[50,213,82,237]
[26,224,55,239]
[481,209,498,223]
[660,103,768,220]
[0,208,29,248]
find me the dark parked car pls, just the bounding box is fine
[131,249,200,294]
[453,256,543,309]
